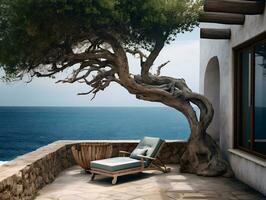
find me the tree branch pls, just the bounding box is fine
[141,40,165,82]
[71,50,115,61]
[156,61,170,76]
[126,48,148,65]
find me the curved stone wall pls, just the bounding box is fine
[0,140,186,200]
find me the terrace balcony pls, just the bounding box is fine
[0,140,265,200]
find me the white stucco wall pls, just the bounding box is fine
[200,23,232,158]
[229,149,266,196]
[200,12,266,195]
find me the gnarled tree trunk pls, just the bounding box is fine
[131,76,233,177]
[108,35,233,177]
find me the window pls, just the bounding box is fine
[235,34,266,158]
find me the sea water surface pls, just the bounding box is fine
[0,107,190,161]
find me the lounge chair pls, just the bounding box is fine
[89,137,170,184]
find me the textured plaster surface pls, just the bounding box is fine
[229,149,266,196]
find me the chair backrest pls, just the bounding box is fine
[130,137,164,165]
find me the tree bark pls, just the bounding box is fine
[178,94,233,177]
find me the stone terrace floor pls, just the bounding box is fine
[35,165,266,200]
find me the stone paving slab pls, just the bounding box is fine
[35,165,266,200]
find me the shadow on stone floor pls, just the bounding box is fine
[154,166,266,200]
[91,173,153,186]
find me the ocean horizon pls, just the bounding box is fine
[0,106,190,162]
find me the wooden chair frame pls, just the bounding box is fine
[89,142,171,184]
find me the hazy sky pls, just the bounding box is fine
[0,28,200,107]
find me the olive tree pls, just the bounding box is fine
[0,0,232,176]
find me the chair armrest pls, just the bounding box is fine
[139,155,155,169]
[137,155,155,160]
[119,150,130,156]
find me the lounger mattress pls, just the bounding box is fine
[90,157,141,172]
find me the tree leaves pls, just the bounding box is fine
[0,0,202,79]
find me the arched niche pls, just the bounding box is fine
[204,56,220,144]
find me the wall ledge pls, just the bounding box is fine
[53,139,186,144]
[0,140,186,200]
[228,149,266,168]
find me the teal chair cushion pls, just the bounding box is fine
[130,137,164,158]
[130,137,164,166]
[130,148,148,159]
[90,157,141,172]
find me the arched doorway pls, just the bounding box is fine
[204,56,220,144]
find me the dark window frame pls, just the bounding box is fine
[234,32,266,159]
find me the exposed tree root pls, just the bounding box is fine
[181,133,233,177]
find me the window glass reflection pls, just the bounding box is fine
[240,50,252,149]
[254,42,266,155]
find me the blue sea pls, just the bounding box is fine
[0,107,189,161]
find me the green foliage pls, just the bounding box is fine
[0,0,201,79]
